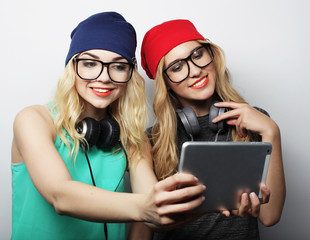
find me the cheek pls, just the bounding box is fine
[208,65,217,81]
[74,79,90,100]
[75,80,84,95]
[169,82,187,95]
[165,78,183,92]
[114,85,126,98]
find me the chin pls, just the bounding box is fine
[198,89,215,101]
[83,99,110,111]
[92,102,111,110]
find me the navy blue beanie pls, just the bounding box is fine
[65,12,137,65]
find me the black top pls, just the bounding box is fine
[153,111,268,240]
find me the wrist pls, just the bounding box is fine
[133,193,156,223]
[132,193,148,222]
[261,121,280,143]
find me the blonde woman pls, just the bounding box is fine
[141,19,286,239]
[11,13,206,240]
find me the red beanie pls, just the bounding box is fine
[141,19,205,80]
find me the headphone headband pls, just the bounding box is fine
[176,101,227,141]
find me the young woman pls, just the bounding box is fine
[11,13,206,240]
[140,19,286,239]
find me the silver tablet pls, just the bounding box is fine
[178,141,272,212]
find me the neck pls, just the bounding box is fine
[80,102,108,121]
[179,97,214,117]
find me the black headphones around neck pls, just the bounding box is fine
[76,117,121,150]
[176,100,228,141]
[75,116,128,187]
[75,116,127,240]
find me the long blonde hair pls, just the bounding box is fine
[52,57,147,166]
[151,40,258,180]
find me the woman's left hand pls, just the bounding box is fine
[221,183,270,218]
[212,102,278,139]
[212,102,273,218]
[212,102,285,225]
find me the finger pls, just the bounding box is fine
[235,117,242,137]
[212,102,252,123]
[230,209,239,216]
[214,101,248,111]
[225,119,238,126]
[235,118,248,138]
[212,109,241,123]
[249,192,260,217]
[234,117,244,137]
[157,195,205,216]
[231,116,247,137]
[155,173,199,192]
[227,119,249,138]
[260,183,270,204]
[238,193,250,217]
[155,184,206,206]
[221,210,231,216]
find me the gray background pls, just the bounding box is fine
[1,0,309,239]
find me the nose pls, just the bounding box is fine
[188,60,201,78]
[96,65,112,82]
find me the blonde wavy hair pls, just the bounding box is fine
[151,40,259,180]
[52,57,147,166]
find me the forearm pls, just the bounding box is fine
[259,125,286,226]
[52,180,145,223]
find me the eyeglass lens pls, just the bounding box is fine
[165,45,213,83]
[76,59,133,83]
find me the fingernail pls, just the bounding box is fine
[202,185,206,190]
[250,192,258,199]
[262,184,269,191]
[201,196,205,201]
[242,193,248,201]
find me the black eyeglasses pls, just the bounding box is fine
[163,44,214,83]
[75,58,134,83]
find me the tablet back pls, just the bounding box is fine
[178,142,271,212]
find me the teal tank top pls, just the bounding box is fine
[11,104,127,240]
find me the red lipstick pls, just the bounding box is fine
[190,75,209,89]
[91,87,114,97]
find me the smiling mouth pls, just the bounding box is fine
[91,87,114,97]
[190,75,209,89]
[92,88,111,93]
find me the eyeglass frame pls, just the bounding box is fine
[163,43,214,83]
[74,57,135,83]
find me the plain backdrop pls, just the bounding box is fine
[1,0,309,239]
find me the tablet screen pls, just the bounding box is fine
[178,142,271,212]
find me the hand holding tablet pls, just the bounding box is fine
[178,141,272,212]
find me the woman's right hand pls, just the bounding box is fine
[141,173,205,227]
[221,183,271,218]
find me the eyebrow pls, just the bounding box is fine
[79,52,128,62]
[165,45,202,69]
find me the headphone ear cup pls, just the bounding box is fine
[209,101,228,132]
[183,106,200,137]
[76,117,101,148]
[98,118,120,149]
[176,106,201,138]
